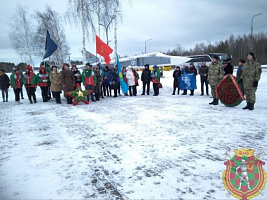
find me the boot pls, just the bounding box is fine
[95,93,100,101]
[190,90,194,96]
[249,103,254,110]
[172,88,175,95]
[213,98,219,105]
[209,98,215,105]
[30,99,33,104]
[177,89,180,95]
[33,95,37,103]
[91,94,96,102]
[243,102,250,110]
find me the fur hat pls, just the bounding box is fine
[248,52,256,59]
[144,64,149,67]
[212,55,220,61]
[153,65,158,70]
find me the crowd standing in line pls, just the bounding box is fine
[0,52,262,110]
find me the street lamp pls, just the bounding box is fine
[145,38,153,54]
[251,13,262,37]
[99,15,116,45]
[250,13,262,51]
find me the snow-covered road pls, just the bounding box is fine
[1,70,267,199]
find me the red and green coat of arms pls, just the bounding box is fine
[222,148,266,199]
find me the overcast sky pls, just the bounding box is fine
[0,0,266,65]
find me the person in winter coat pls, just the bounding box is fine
[71,64,82,88]
[187,62,197,96]
[103,66,111,97]
[40,62,52,100]
[126,66,136,96]
[240,52,262,110]
[82,63,97,102]
[93,66,101,100]
[141,64,151,95]
[181,64,189,95]
[50,66,62,104]
[198,61,209,96]
[114,65,121,96]
[61,63,75,104]
[151,65,161,96]
[13,66,24,99]
[236,59,245,81]
[10,68,23,104]
[207,55,225,105]
[109,66,120,97]
[172,66,181,95]
[37,66,50,102]
[23,65,37,104]
[223,59,233,75]
[132,67,139,96]
[0,69,10,102]
[97,63,105,98]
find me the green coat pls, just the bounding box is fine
[208,61,224,86]
[240,60,261,90]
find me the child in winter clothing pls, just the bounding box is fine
[82,63,97,102]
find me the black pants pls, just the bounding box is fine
[103,82,111,96]
[1,89,8,101]
[85,85,95,101]
[40,86,49,101]
[153,83,159,95]
[26,87,36,102]
[142,81,150,95]
[14,88,21,102]
[200,77,209,94]
[129,85,137,96]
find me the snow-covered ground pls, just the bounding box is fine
[1,69,267,199]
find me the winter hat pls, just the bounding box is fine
[105,66,109,70]
[40,66,45,70]
[176,66,180,69]
[26,65,32,71]
[153,65,158,70]
[51,66,57,70]
[72,64,77,68]
[239,59,245,64]
[212,55,220,61]
[97,62,102,67]
[144,64,149,67]
[248,52,255,59]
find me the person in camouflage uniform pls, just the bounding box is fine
[207,55,225,105]
[240,52,262,110]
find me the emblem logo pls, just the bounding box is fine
[222,148,266,200]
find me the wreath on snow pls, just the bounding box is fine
[216,74,245,107]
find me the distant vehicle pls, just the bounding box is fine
[186,53,232,69]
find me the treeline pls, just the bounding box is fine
[166,32,267,65]
[0,62,27,73]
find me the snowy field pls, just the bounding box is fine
[0,69,267,200]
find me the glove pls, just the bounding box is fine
[253,81,258,87]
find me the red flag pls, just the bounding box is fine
[96,35,113,66]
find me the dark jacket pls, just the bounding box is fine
[224,64,233,75]
[173,70,181,88]
[198,65,209,80]
[141,68,151,82]
[187,66,197,75]
[71,68,82,85]
[0,73,10,90]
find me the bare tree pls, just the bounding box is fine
[65,0,123,63]
[34,6,70,66]
[9,4,34,65]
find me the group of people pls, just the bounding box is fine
[0,52,261,110]
[171,52,261,110]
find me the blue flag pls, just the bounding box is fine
[116,56,129,94]
[178,70,197,90]
[43,30,58,60]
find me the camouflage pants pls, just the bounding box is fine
[244,88,257,103]
[210,85,218,99]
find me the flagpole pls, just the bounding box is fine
[114,6,117,67]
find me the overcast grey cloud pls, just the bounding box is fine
[0,0,266,65]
